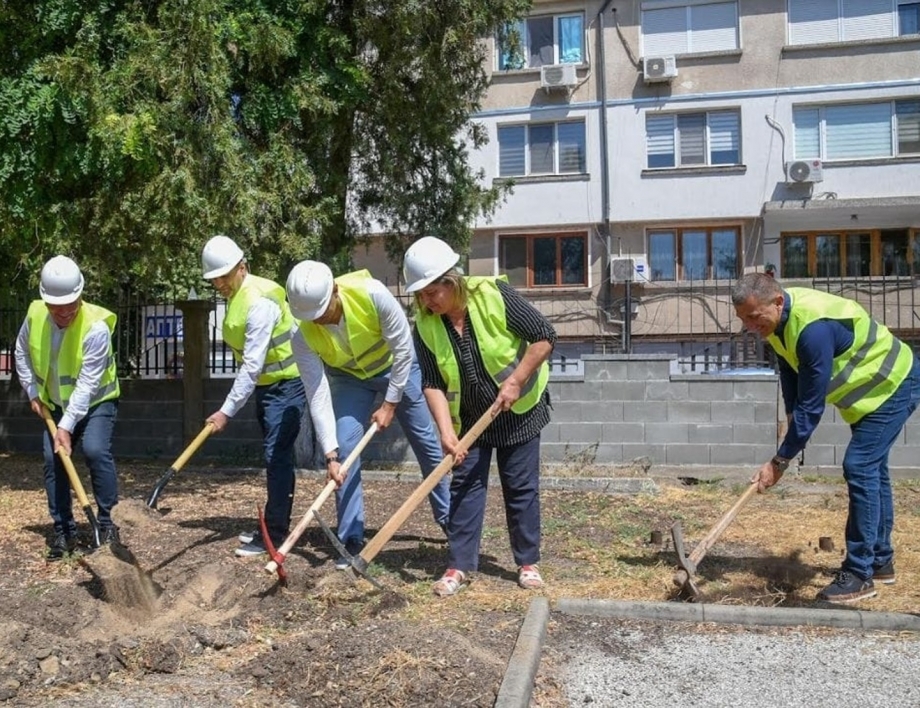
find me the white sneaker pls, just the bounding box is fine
[238,530,258,545]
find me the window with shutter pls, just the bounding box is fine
[646,109,741,168]
[497,121,586,177]
[641,1,738,56]
[788,0,903,44]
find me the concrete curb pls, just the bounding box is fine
[494,597,550,708]
[555,598,920,632]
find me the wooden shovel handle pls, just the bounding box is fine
[687,480,760,566]
[172,423,215,473]
[264,422,379,574]
[358,407,497,566]
[41,407,92,509]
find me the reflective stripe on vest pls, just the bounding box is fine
[299,270,394,380]
[222,274,299,385]
[767,287,913,424]
[415,276,549,433]
[26,299,121,409]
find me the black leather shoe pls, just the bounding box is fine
[47,532,78,561]
[100,525,121,546]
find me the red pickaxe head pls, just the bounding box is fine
[259,508,288,585]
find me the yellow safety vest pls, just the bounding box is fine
[223,274,298,386]
[416,276,549,433]
[768,287,913,424]
[299,270,394,379]
[26,299,120,410]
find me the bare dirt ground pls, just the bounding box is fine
[1,455,919,707]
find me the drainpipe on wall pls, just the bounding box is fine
[597,0,616,352]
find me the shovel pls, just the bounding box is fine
[146,423,215,509]
[336,406,497,586]
[261,422,379,582]
[671,479,760,599]
[41,407,103,548]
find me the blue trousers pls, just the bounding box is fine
[43,400,119,534]
[329,361,450,544]
[842,357,920,580]
[255,376,306,546]
[446,434,542,573]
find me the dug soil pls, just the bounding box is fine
[1,456,919,707]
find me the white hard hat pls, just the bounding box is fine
[286,260,334,321]
[402,237,460,293]
[201,234,245,279]
[39,255,85,305]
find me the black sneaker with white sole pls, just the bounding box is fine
[817,570,876,603]
[873,560,896,585]
[238,530,258,545]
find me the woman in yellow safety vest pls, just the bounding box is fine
[403,236,556,597]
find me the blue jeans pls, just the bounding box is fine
[43,400,119,535]
[842,357,920,580]
[328,360,450,544]
[446,434,542,573]
[255,376,306,546]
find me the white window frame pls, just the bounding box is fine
[496,13,586,71]
[640,0,740,56]
[793,99,920,160]
[645,109,742,169]
[497,120,587,177]
[787,0,916,45]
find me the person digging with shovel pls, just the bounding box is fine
[403,237,556,597]
[201,235,306,558]
[284,260,451,569]
[14,255,122,560]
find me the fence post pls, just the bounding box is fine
[175,299,214,442]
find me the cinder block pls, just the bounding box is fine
[800,444,836,466]
[666,444,710,465]
[622,443,666,466]
[710,402,756,424]
[626,360,671,381]
[584,360,629,381]
[645,423,689,444]
[809,423,854,446]
[732,380,779,401]
[687,381,734,402]
[553,381,602,401]
[601,422,646,443]
[889,445,920,468]
[646,380,689,401]
[667,401,712,423]
[710,444,758,465]
[733,424,777,445]
[591,443,625,464]
[600,381,646,401]
[622,401,667,422]
[578,400,625,422]
[688,424,733,444]
[550,404,584,424]
[753,401,780,424]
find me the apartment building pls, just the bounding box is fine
[355,0,920,366]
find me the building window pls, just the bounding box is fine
[788,0,918,44]
[781,230,919,277]
[793,100,920,160]
[647,227,740,281]
[497,14,584,70]
[641,1,739,56]
[646,110,740,168]
[498,121,586,177]
[499,233,588,287]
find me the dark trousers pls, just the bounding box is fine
[446,434,541,572]
[255,376,306,545]
[43,400,119,535]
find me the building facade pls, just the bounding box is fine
[354,0,920,368]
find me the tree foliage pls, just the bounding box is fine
[0,0,529,301]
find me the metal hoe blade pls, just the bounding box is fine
[313,510,382,590]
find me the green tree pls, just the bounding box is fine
[0,0,528,301]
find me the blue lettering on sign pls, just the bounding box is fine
[145,315,184,339]
[635,264,645,273]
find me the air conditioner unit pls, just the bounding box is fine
[611,256,650,283]
[785,159,824,184]
[643,55,678,83]
[540,63,578,91]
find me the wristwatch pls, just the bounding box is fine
[325,451,340,466]
[770,455,790,473]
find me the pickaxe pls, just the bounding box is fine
[261,422,379,583]
[146,423,215,509]
[334,407,496,587]
[671,479,760,599]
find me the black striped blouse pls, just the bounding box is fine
[413,279,557,448]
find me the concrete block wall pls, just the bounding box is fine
[2,353,919,471]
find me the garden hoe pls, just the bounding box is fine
[671,479,760,600]
[261,422,379,584]
[146,422,215,509]
[334,407,497,590]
